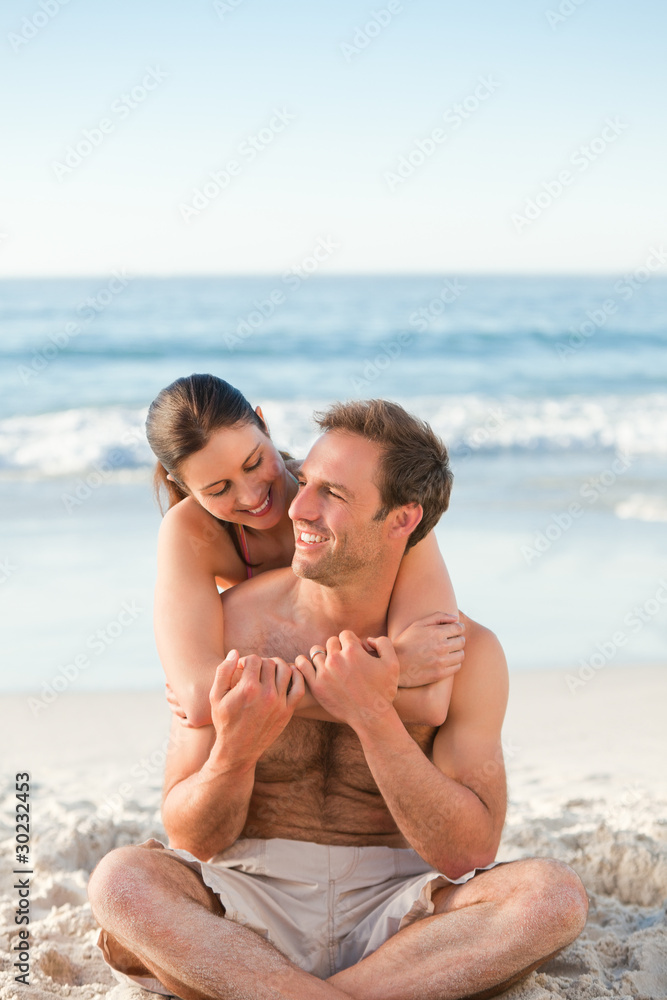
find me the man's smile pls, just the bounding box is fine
[295,529,329,548]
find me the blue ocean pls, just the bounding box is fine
[1,275,666,694]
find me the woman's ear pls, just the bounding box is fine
[166,473,176,482]
[255,405,269,433]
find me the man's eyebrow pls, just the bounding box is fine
[200,444,261,491]
[300,470,354,500]
[326,480,354,499]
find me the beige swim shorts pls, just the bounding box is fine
[99,836,496,995]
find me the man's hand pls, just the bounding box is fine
[392,612,465,688]
[162,650,303,860]
[294,631,399,729]
[208,650,305,772]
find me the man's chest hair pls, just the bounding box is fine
[228,617,329,664]
[227,614,438,790]
[256,716,437,794]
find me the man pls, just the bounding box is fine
[89,399,588,1000]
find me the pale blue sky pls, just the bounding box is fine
[1,0,665,274]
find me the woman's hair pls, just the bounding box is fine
[146,373,267,512]
[146,374,273,567]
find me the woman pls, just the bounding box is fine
[146,374,464,728]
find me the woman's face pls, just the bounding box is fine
[177,420,287,528]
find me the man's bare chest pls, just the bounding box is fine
[243,717,437,844]
[224,614,331,666]
[255,717,436,793]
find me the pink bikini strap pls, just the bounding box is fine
[236,524,253,579]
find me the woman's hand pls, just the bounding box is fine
[165,682,193,727]
[165,657,246,727]
[392,612,465,688]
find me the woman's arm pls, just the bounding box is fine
[158,509,461,729]
[389,529,457,631]
[387,531,464,726]
[154,500,243,728]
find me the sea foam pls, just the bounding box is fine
[1,393,665,479]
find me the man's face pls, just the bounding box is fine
[289,430,389,586]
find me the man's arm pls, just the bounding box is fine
[162,653,304,860]
[296,619,508,880]
[293,667,455,726]
[165,648,454,729]
[161,716,252,859]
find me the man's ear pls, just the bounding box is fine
[386,504,423,542]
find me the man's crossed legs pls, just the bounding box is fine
[88,841,587,1000]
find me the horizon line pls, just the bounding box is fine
[2,270,664,281]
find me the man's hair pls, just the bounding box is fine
[314,399,453,549]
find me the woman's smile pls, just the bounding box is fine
[239,486,274,517]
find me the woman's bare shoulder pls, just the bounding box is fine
[160,495,207,527]
[159,496,217,536]
[158,497,238,568]
[221,565,295,613]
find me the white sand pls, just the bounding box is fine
[1,665,666,999]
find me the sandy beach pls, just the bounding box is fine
[1,664,666,1000]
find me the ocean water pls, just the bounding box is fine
[1,275,666,695]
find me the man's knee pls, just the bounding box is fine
[511,857,588,943]
[88,843,155,926]
[88,840,220,930]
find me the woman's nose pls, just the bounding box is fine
[236,484,265,510]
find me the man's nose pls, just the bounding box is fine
[288,483,319,523]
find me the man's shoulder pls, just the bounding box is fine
[459,613,505,662]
